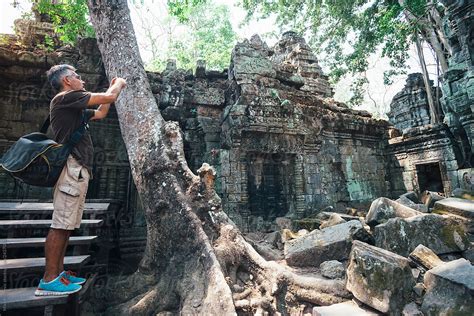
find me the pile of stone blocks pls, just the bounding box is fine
[277,191,474,314]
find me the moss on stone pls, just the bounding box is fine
[432,208,450,215]
[440,224,468,250]
[293,218,321,231]
[461,193,474,201]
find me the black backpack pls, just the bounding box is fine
[0,112,90,187]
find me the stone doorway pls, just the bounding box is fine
[247,153,296,220]
[416,162,444,194]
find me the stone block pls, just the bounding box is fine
[193,87,224,106]
[312,300,379,316]
[346,241,415,315]
[402,302,423,316]
[232,55,276,80]
[320,260,345,279]
[284,220,371,267]
[374,214,470,256]
[366,197,423,226]
[421,190,445,208]
[433,197,474,219]
[409,244,444,270]
[462,245,474,264]
[421,259,474,315]
[319,213,346,229]
[451,188,474,200]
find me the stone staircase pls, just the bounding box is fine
[0,200,120,315]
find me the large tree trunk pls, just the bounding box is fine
[415,32,439,124]
[86,1,350,315]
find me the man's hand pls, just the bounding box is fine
[88,77,126,106]
[110,77,127,89]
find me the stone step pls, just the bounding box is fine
[312,300,380,315]
[0,219,103,229]
[1,272,98,311]
[0,255,90,274]
[0,286,69,310]
[0,236,98,248]
[119,236,146,244]
[0,202,112,220]
[0,202,111,212]
[119,238,146,245]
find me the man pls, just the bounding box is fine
[35,64,126,296]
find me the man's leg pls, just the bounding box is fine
[58,230,72,273]
[43,228,70,282]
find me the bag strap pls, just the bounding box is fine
[67,110,91,146]
[40,115,50,134]
[40,110,90,146]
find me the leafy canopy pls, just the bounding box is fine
[239,0,438,105]
[19,0,235,71]
[148,1,237,71]
[33,0,95,45]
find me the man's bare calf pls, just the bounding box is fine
[43,228,71,282]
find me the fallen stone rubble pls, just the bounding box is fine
[284,220,372,267]
[247,190,474,315]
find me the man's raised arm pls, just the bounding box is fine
[88,77,126,106]
[89,77,126,121]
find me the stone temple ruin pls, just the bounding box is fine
[0,0,473,314]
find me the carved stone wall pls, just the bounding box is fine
[387,125,460,196]
[0,27,394,232]
[221,33,391,231]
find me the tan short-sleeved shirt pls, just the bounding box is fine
[50,89,95,175]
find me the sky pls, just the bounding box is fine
[0,0,439,117]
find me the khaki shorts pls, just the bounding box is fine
[51,155,90,230]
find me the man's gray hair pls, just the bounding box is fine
[46,64,76,91]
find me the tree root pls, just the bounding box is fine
[211,224,351,314]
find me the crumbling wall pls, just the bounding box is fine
[387,73,440,131]
[221,32,391,231]
[12,22,469,233]
[440,0,474,167]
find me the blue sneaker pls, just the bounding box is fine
[60,270,86,285]
[35,275,82,296]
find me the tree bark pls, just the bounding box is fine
[86,0,350,315]
[415,32,439,124]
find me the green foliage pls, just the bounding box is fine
[17,0,234,72]
[34,0,95,45]
[148,2,237,72]
[349,76,369,107]
[240,0,439,106]
[167,0,206,22]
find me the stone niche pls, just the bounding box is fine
[246,151,299,220]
